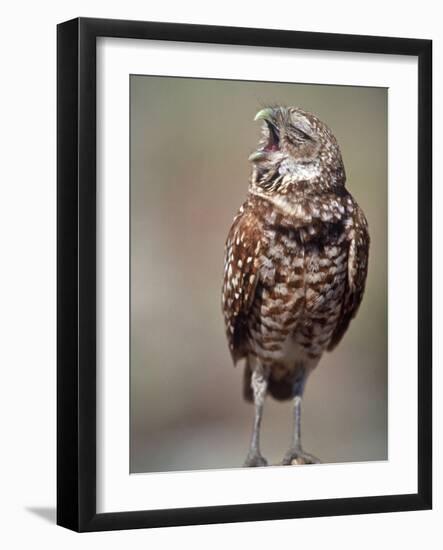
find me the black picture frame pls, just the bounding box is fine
[57,17,432,532]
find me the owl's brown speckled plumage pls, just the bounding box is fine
[221,107,369,467]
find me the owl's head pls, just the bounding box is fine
[249,106,345,194]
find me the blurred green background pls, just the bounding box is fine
[130,76,387,473]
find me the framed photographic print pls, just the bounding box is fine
[57,17,432,531]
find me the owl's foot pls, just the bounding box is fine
[244,451,268,467]
[281,447,320,466]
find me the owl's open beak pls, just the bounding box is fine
[252,108,280,158]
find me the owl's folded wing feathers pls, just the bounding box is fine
[328,204,370,351]
[222,208,262,364]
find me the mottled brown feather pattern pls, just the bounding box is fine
[328,204,370,350]
[222,206,262,363]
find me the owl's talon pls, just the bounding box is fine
[244,452,268,467]
[282,448,320,465]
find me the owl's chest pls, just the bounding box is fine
[255,223,348,329]
[247,224,348,364]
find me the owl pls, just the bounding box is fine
[222,106,370,467]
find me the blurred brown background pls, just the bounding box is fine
[130,76,387,473]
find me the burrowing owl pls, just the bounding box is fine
[222,106,369,467]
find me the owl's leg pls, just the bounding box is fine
[282,371,320,466]
[244,363,269,467]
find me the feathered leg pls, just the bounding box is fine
[244,362,269,467]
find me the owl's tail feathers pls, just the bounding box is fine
[243,360,293,402]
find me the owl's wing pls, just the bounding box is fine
[328,204,370,351]
[222,207,262,364]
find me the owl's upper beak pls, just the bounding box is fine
[254,107,276,123]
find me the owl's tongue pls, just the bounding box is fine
[265,143,280,152]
